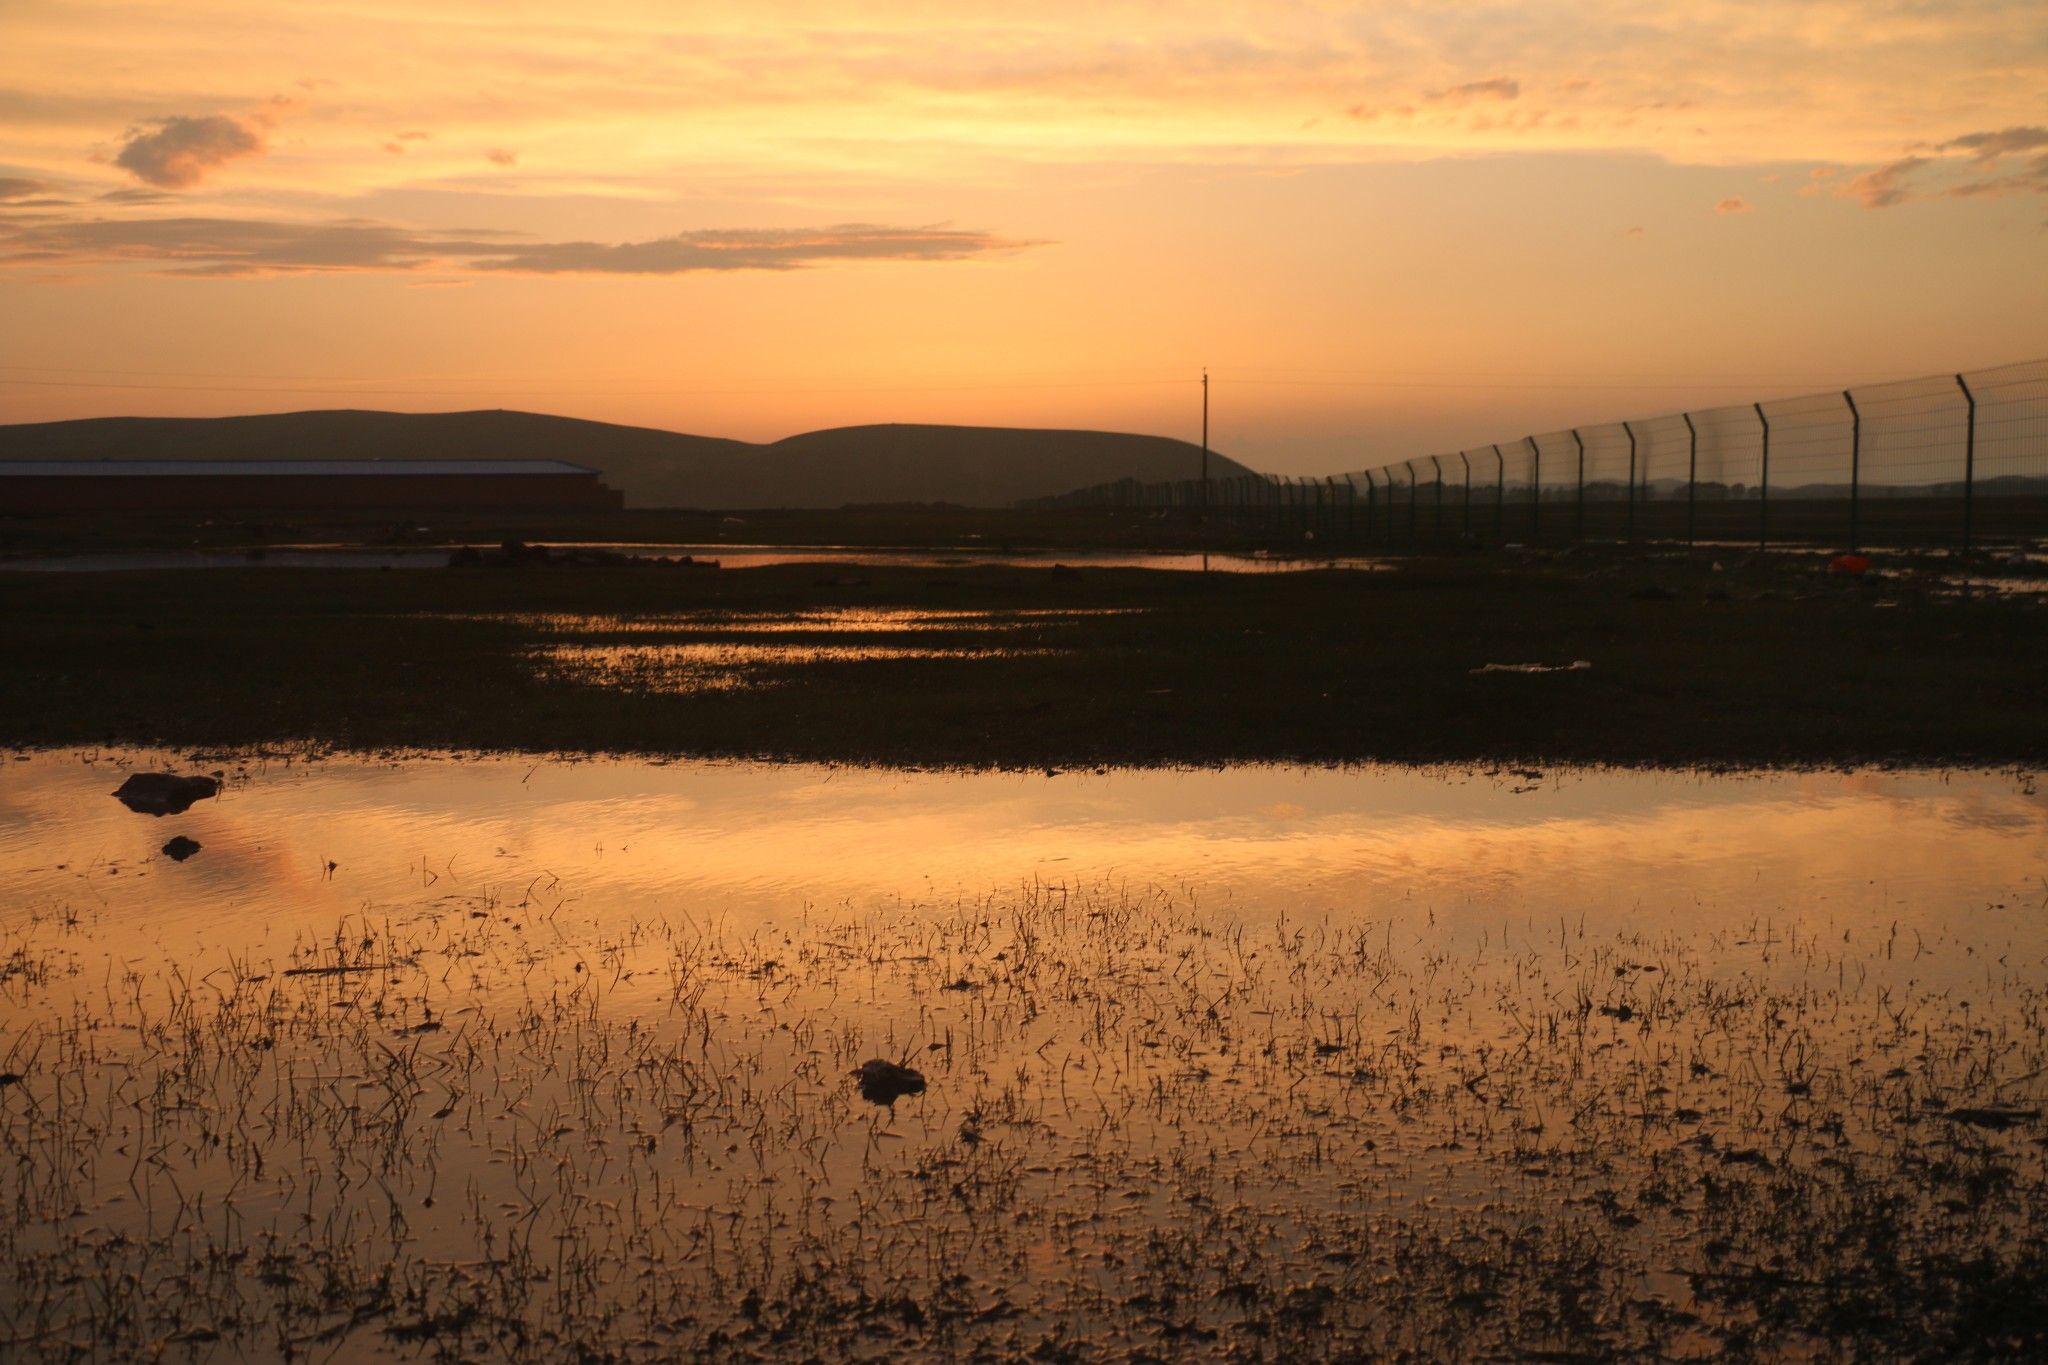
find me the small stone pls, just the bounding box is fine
[855,1059,927,1105]
[162,836,202,862]
[113,772,221,817]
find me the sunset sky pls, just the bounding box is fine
[2,1,2044,471]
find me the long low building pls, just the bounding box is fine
[0,459,624,513]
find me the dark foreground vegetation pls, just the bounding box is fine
[0,505,1275,556]
[4,545,2044,766]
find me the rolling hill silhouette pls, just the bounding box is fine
[0,409,1254,509]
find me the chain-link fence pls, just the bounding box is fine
[1030,359,2048,552]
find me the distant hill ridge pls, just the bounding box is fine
[0,409,1255,509]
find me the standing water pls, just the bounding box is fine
[2,752,2045,1359]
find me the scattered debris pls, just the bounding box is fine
[1470,661,1592,676]
[1944,1106,2042,1130]
[449,540,717,569]
[113,772,221,816]
[281,962,403,977]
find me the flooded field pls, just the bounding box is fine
[3,753,2046,1359]
[0,546,1385,575]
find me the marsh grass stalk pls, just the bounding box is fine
[0,877,2045,1359]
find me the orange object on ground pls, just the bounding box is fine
[1829,554,1872,576]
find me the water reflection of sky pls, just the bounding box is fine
[5,748,2046,1359]
[2,751,2041,996]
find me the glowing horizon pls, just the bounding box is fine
[2,1,2044,472]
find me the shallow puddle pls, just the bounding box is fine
[460,607,1141,635]
[2,753,2045,1359]
[487,607,1110,692]
[534,641,1066,693]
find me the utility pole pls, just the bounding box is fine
[1200,368,1210,515]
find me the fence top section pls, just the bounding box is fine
[1338,358,2045,497]
[1025,357,2045,510]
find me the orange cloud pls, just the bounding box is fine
[0,176,62,201]
[1423,77,1520,105]
[1715,196,1750,213]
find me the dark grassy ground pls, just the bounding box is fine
[0,506,1279,556]
[6,497,2041,558]
[4,546,2043,767]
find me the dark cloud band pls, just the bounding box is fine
[0,213,1038,278]
[1845,127,2048,209]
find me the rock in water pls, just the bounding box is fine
[162,836,202,862]
[113,773,221,817]
[856,1059,927,1105]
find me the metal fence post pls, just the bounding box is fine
[1956,374,1977,556]
[1459,452,1472,534]
[1491,444,1505,542]
[1404,461,1418,540]
[1683,412,1698,548]
[1526,436,1541,542]
[1571,429,1585,542]
[1430,455,1444,539]
[1363,470,1376,541]
[1844,390,1860,552]
[1623,420,1637,545]
[1754,402,1770,551]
